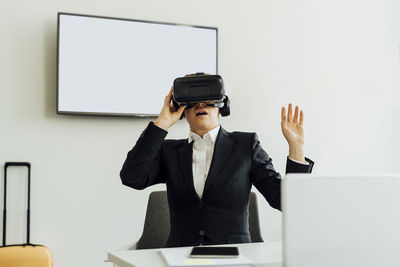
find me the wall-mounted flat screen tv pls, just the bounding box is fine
[57,13,218,117]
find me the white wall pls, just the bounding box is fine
[1,0,399,266]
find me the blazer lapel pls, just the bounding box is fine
[203,127,234,195]
[176,141,201,201]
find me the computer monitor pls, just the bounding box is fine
[282,174,400,267]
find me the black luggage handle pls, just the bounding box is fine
[3,162,31,246]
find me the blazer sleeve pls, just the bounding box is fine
[120,122,168,190]
[250,133,283,210]
[250,133,314,211]
[286,156,314,173]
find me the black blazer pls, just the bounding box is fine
[120,122,313,247]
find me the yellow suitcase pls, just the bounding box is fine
[0,245,53,267]
[0,162,54,267]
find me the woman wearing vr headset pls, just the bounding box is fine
[120,74,314,247]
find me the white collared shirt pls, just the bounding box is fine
[188,125,308,198]
[188,125,220,199]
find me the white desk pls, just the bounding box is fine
[106,242,282,267]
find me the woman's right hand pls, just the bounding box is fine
[154,87,186,131]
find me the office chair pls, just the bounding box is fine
[133,190,264,249]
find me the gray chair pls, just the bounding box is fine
[134,190,264,249]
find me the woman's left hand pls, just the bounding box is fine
[281,103,306,163]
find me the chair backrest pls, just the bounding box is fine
[136,191,170,249]
[136,191,263,249]
[248,191,264,242]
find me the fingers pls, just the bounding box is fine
[177,105,186,116]
[168,105,184,122]
[287,103,293,122]
[283,103,303,124]
[299,110,304,125]
[164,87,173,106]
[293,105,299,123]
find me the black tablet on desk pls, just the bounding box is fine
[190,246,239,258]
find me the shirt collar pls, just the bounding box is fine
[188,125,220,144]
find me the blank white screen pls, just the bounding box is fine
[57,13,217,116]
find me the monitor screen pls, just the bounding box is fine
[57,13,218,117]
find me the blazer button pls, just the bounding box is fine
[199,230,205,236]
[198,203,205,209]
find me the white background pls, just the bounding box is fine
[58,14,217,115]
[0,0,399,267]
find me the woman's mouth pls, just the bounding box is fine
[195,109,208,117]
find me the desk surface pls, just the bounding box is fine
[107,242,282,267]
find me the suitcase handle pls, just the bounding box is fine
[3,162,31,246]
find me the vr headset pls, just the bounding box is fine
[172,73,230,118]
